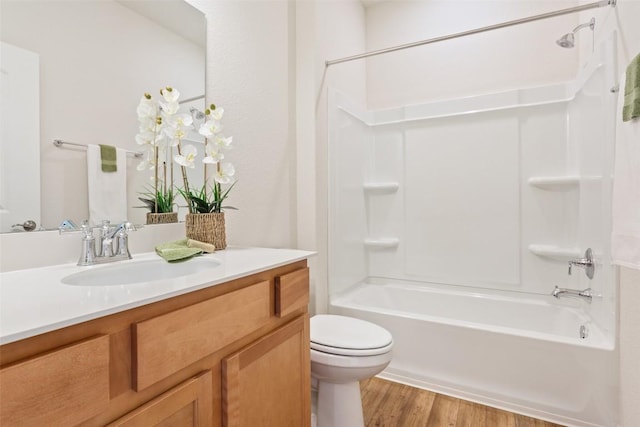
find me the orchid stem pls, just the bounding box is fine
[176,141,194,214]
[154,145,159,214]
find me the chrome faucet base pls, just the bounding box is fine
[78,253,132,267]
[72,220,136,266]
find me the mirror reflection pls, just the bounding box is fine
[0,0,206,233]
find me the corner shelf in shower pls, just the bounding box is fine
[363,182,399,194]
[527,176,580,190]
[528,244,581,260]
[527,175,602,191]
[364,238,399,249]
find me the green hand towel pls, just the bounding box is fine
[100,144,117,172]
[155,239,203,262]
[623,52,640,122]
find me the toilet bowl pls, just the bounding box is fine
[310,314,393,427]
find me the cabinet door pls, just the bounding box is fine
[222,315,310,427]
[108,371,213,427]
[0,335,109,427]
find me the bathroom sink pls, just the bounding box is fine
[61,256,220,286]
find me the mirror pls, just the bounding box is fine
[0,0,206,232]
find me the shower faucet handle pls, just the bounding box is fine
[568,248,595,279]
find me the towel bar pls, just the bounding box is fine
[53,139,143,158]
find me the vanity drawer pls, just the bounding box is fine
[0,335,110,426]
[275,267,309,318]
[133,280,271,391]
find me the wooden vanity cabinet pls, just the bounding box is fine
[0,260,310,427]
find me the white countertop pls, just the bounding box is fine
[0,247,314,345]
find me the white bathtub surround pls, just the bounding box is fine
[328,35,618,427]
[332,281,616,427]
[612,71,640,270]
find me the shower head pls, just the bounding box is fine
[190,107,205,120]
[556,32,575,48]
[556,17,595,48]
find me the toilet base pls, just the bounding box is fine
[317,380,364,427]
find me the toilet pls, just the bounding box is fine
[310,314,393,427]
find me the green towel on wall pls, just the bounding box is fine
[155,239,203,262]
[623,52,640,122]
[100,144,117,172]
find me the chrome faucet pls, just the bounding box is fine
[65,219,136,266]
[551,285,593,303]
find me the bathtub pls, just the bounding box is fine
[330,280,617,427]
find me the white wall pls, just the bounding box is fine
[188,0,295,249]
[1,0,204,229]
[365,0,581,109]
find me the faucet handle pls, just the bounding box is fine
[121,221,138,233]
[80,220,93,237]
[568,248,595,279]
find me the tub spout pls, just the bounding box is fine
[551,286,593,303]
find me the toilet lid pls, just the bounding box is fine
[311,315,393,356]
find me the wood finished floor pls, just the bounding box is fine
[360,377,564,427]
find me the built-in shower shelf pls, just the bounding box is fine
[528,244,581,260]
[363,182,399,194]
[364,238,399,249]
[528,175,602,190]
[528,176,580,190]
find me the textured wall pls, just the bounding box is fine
[187,0,295,249]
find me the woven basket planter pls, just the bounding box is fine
[185,212,226,250]
[146,212,178,224]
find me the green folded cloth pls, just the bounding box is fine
[623,52,640,122]
[100,144,117,172]
[155,239,202,262]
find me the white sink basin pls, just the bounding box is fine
[61,256,220,286]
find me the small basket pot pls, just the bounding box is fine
[146,212,178,224]
[185,212,226,250]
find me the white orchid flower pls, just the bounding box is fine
[164,128,187,146]
[135,130,164,146]
[174,144,198,168]
[137,158,153,172]
[214,162,235,184]
[163,114,193,145]
[170,113,194,128]
[136,95,157,119]
[198,120,222,137]
[137,116,157,133]
[160,87,180,103]
[136,150,156,171]
[214,135,233,149]
[211,107,224,121]
[203,144,224,164]
[160,101,179,115]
